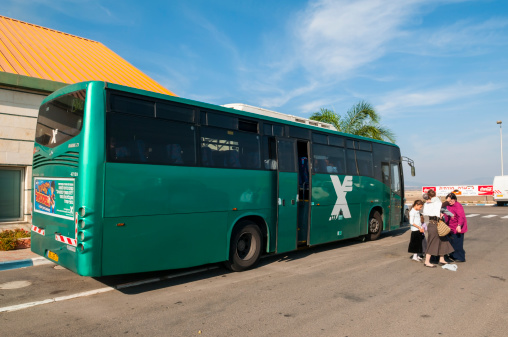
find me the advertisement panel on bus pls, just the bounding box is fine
[34,178,75,220]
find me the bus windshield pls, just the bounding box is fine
[35,90,86,148]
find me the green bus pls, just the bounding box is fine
[31,81,413,276]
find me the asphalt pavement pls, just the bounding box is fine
[0,204,503,272]
[1,205,507,336]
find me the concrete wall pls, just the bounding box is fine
[0,87,47,223]
[0,73,67,224]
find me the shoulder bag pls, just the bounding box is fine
[437,220,451,236]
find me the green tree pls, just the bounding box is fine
[310,100,396,143]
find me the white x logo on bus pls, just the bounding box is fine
[51,129,58,144]
[329,175,353,220]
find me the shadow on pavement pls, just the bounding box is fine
[96,227,410,295]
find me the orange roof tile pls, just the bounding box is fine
[0,15,175,96]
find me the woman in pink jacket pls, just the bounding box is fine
[446,193,467,262]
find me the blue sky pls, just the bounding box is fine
[5,0,508,187]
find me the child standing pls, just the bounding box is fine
[408,200,425,261]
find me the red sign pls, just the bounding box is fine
[478,185,493,196]
[422,187,436,193]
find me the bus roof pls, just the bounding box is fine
[43,81,399,148]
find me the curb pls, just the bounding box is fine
[0,257,54,272]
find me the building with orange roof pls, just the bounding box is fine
[0,15,174,225]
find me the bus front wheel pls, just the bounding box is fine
[367,211,383,241]
[225,221,262,272]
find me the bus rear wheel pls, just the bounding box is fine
[225,221,262,272]
[366,211,382,241]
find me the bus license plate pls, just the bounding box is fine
[48,251,59,262]
[497,194,504,197]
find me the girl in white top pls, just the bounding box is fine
[408,200,425,261]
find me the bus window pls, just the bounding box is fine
[263,136,277,170]
[200,127,260,169]
[35,90,86,148]
[312,133,327,145]
[346,149,358,175]
[263,123,273,136]
[356,151,374,177]
[391,163,401,195]
[381,163,390,186]
[359,142,372,151]
[328,135,344,147]
[289,126,310,140]
[273,124,284,137]
[157,102,195,123]
[207,112,238,129]
[312,144,345,174]
[106,112,196,166]
[109,94,154,117]
[277,139,296,172]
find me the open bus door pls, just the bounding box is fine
[275,138,298,253]
[389,161,403,229]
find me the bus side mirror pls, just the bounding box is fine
[402,156,415,177]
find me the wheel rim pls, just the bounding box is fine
[237,232,257,260]
[369,218,380,233]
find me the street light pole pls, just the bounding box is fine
[497,121,503,176]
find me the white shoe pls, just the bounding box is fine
[411,256,420,262]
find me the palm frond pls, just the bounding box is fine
[309,101,396,143]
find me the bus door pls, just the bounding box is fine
[276,138,298,253]
[389,161,403,229]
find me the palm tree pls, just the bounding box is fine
[310,101,396,143]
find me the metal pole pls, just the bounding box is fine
[498,121,504,176]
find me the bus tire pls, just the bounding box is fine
[225,221,262,272]
[366,211,382,241]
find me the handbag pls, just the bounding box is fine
[437,220,450,236]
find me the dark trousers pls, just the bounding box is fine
[448,233,466,261]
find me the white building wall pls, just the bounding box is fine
[0,87,47,223]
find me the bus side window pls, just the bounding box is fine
[167,144,184,164]
[263,136,277,170]
[134,140,148,163]
[201,147,214,166]
[224,150,241,168]
[109,137,131,161]
[243,150,260,169]
[381,163,390,186]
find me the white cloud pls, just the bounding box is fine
[293,0,426,78]
[252,0,478,109]
[376,82,503,114]
[404,18,508,56]
[257,81,320,108]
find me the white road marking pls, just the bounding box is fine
[0,265,218,313]
[501,215,508,219]
[0,287,114,313]
[482,215,497,218]
[466,214,480,218]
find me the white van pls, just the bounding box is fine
[493,176,508,206]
